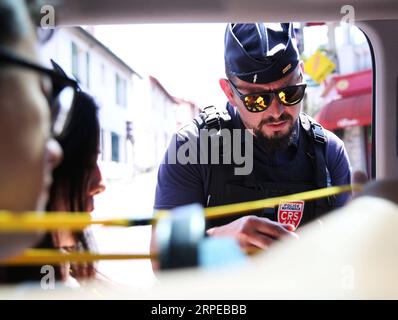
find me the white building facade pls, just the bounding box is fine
[41,27,198,180]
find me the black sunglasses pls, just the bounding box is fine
[229,78,307,113]
[0,47,79,137]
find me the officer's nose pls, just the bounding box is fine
[266,97,285,120]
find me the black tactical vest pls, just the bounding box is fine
[194,106,337,230]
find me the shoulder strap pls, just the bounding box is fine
[193,105,232,131]
[195,106,236,208]
[300,113,335,207]
[299,113,327,187]
[299,112,327,144]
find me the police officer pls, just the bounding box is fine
[154,23,351,253]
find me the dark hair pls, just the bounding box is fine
[46,91,100,281]
[48,91,100,213]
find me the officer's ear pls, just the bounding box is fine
[219,78,236,106]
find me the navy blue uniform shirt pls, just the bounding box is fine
[154,104,351,210]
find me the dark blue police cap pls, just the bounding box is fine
[224,23,299,84]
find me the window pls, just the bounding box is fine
[115,73,127,107]
[71,42,90,88]
[100,129,105,161]
[111,132,120,162]
[85,51,90,89]
[71,41,79,82]
[126,121,134,144]
[101,63,106,84]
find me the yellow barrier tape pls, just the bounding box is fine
[0,213,130,231]
[205,183,362,220]
[0,185,361,266]
[0,184,361,232]
[0,249,153,266]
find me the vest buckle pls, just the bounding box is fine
[201,105,231,131]
[311,123,326,144]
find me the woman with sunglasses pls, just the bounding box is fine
[153,23,351,255]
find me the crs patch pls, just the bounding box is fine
[277,200,305,228]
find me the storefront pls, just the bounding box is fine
[315,69,372,176]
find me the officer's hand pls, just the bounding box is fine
[206,215,298,253]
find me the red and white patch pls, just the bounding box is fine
[277,200,305,229]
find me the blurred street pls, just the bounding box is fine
[91,170,158,288]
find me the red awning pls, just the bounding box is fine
[315,93,372,130]
[305,22,326,27]
[333,69,372,97]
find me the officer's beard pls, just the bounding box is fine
[253,113,296,154]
